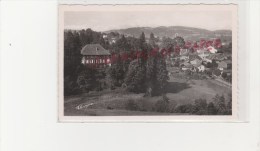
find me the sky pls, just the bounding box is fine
[64,10,232,31]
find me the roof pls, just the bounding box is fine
[206,53,226,60]
[183,64,193,68]
[189,55,202,61]
[180,49,189,56]
[197,48,208,54]
[81,44,110,56]
[223,60,232,64]
[192,64,203,68]
[218,60,232,66]
[181,62,193,68]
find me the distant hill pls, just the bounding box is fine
[105,26,232,42]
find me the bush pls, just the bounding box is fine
[192,99,208,115]
[64,76,80,96]
[174,104,194,114]
[125,98,154,112]
[226,93,232,115]
[207,102,218,115]
[125,99,139,111]
[153,96,170,112]
[213,94,228,115]
[153,100,169,112]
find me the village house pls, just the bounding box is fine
[203,55,214,63]
[81,44,111,68]
[207,46,218,53]
[190,58,202,65]
[102,33,108,39]
[178,48,189,61]
[218,60,232,71]
[109,37,117,44]
[181,63,193,71]
[197,50,210,59]
[204,53,227,63]
[192,64,205,72]
[180,55,189,61]
[180,48,189,55]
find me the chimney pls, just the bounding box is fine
[96,47,99,51]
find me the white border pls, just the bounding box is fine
[1,1,259,151]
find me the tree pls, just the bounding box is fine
[162,37,175,49]
[207,102,217,115]
[213,94,227,115]
[107,54,125,87]
[149,32,158,48]
[76,66,98,92]
[124,59,146,93]
[192,99,208,115]
[226,93,232,115]
[114,35,131,52]
[222,72,227,79]
[64,30,82,78]
[155,53,169,94]
[145,53,158,96]
[139,32,146,49]
[173,36,185,48]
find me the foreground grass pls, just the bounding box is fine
[64,76,231,116]
[65,108,186,116]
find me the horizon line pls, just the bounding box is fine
[64,25,232,32]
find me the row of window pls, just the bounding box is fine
[82,58,110,64]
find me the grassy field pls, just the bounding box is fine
[64,71,231,116]
[166,75,231,105]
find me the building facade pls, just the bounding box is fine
[81,44,111,68]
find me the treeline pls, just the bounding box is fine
[64,28,190,96]
[71,32,169,97]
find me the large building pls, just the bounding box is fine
[81,44,111,68]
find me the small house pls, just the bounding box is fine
[218,60,232,71]
[207,46,218,53]
[181,62,193,71]
[190,58,202,66]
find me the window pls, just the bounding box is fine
[81,58,85,64]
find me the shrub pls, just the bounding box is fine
[207,102,218,115]
[153,96,170,112]
[192,99,208,115]
[125,99,139,111]
[125,97,154,111]
[135,98,153,111]
[64,76,80,96]
[213,94,227,115]
[174,104,194,114]
[76,67,99,92]
[225,93,232,115]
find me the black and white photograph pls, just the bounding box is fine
[59,5,237,119]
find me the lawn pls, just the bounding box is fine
[64,72,231,116]
[166,75,231,105]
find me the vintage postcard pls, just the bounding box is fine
[58,5,238,122]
